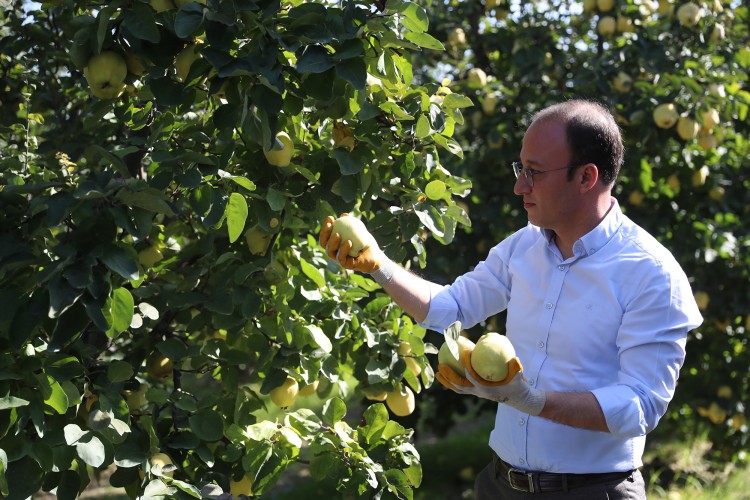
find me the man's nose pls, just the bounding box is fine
[513,174,531,195]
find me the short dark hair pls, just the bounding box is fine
[531,100,624,186]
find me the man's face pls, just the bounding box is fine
[514,119,581,231]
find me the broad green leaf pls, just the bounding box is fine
[322,397,346,426]
[415,115,431,139]
[48,276,83,318]
[0,448,7,497]
[0,396,29,410]
[189,409,225,442]
[403,32,444,51]
[266,187,286,212]
[361,403,389,444]
[121,3,161,43]
[397,3,429,33]
[90,145,131,178]
[432,134,463,158]
[336,58,367,90]
[107,360,134,383]
[108,288,134,337]
[309,451,336,479]
[299,258,325,289]
[296,45,333,74]
[226,192,249,243]
[117,189,176,216]
[44,375,69,414]
[304,324,332,353]
[76,434,106,467]
[425,180,446,200]
[98,244,139,280]
[442,93,474,109]
[175,3,205,39]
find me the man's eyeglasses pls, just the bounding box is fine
[511,161,583,188]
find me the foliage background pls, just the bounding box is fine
[0,0,748,498]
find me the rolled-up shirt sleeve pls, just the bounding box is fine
[592,261,702,438]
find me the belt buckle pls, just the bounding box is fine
[507,468,536,493]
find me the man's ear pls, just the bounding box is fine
[579,163,599,192]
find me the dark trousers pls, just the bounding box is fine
[474,458,647,499]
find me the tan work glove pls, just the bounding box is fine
[437,349,546,416]
[319,214,385,273]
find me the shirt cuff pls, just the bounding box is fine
[417,285,456,332]
[592,385,648,438]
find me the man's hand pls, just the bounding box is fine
[437,349,546,416]
[320,214,384,273]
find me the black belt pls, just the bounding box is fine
[493,453,635,493]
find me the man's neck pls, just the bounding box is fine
[553,196,614,259]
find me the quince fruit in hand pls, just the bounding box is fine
[84,51,128,99]
[438,335,475,377]
[330,215,374,257]
[470,332,516,381]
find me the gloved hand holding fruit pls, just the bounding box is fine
[319,214,397,283]
[437,332,546,416]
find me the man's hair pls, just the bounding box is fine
[531,99,624,186]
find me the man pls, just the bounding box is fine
[320,99,703,498]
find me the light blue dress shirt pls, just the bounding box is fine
[421,198,703,473]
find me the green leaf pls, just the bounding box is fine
[385,469,413,500]
[108,288,134,337]
[107,360,134,383]
[227,176,256,192]
[266,187,286,211]
[432,134,463,158]
[0,448,7,497]
[175,3,206,39]
[336,58,367,90]
[398,3,429,33]
[95,5,119,52]
[309,451,336,479]
[322,397,346,426]
[415,115,431,139]
[76,434,106,467]
[296,45,333,74]
[189,409,224,442]
[44,375,69,414]
[442,93,474,109]
[48,276,83,318]
[361,403,389,444]
[117,188,176,216]
[226,192,249,243]
[0,396,30,410]
[90,145,131,178]
[403,32,444,51]
[121,3,161,43]
[98,244,139,280]
[299,258,325,289]
[331,147,367,175]
[304,324,332,353]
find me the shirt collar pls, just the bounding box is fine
[542,197,623,258]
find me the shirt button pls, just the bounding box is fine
[528,378,535,385]
[537,341,545,348]
[519,458,525,464]
[557,265,566,271]
[545,303,553,309]
[518,418,526,426]
[590,248,597,254]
